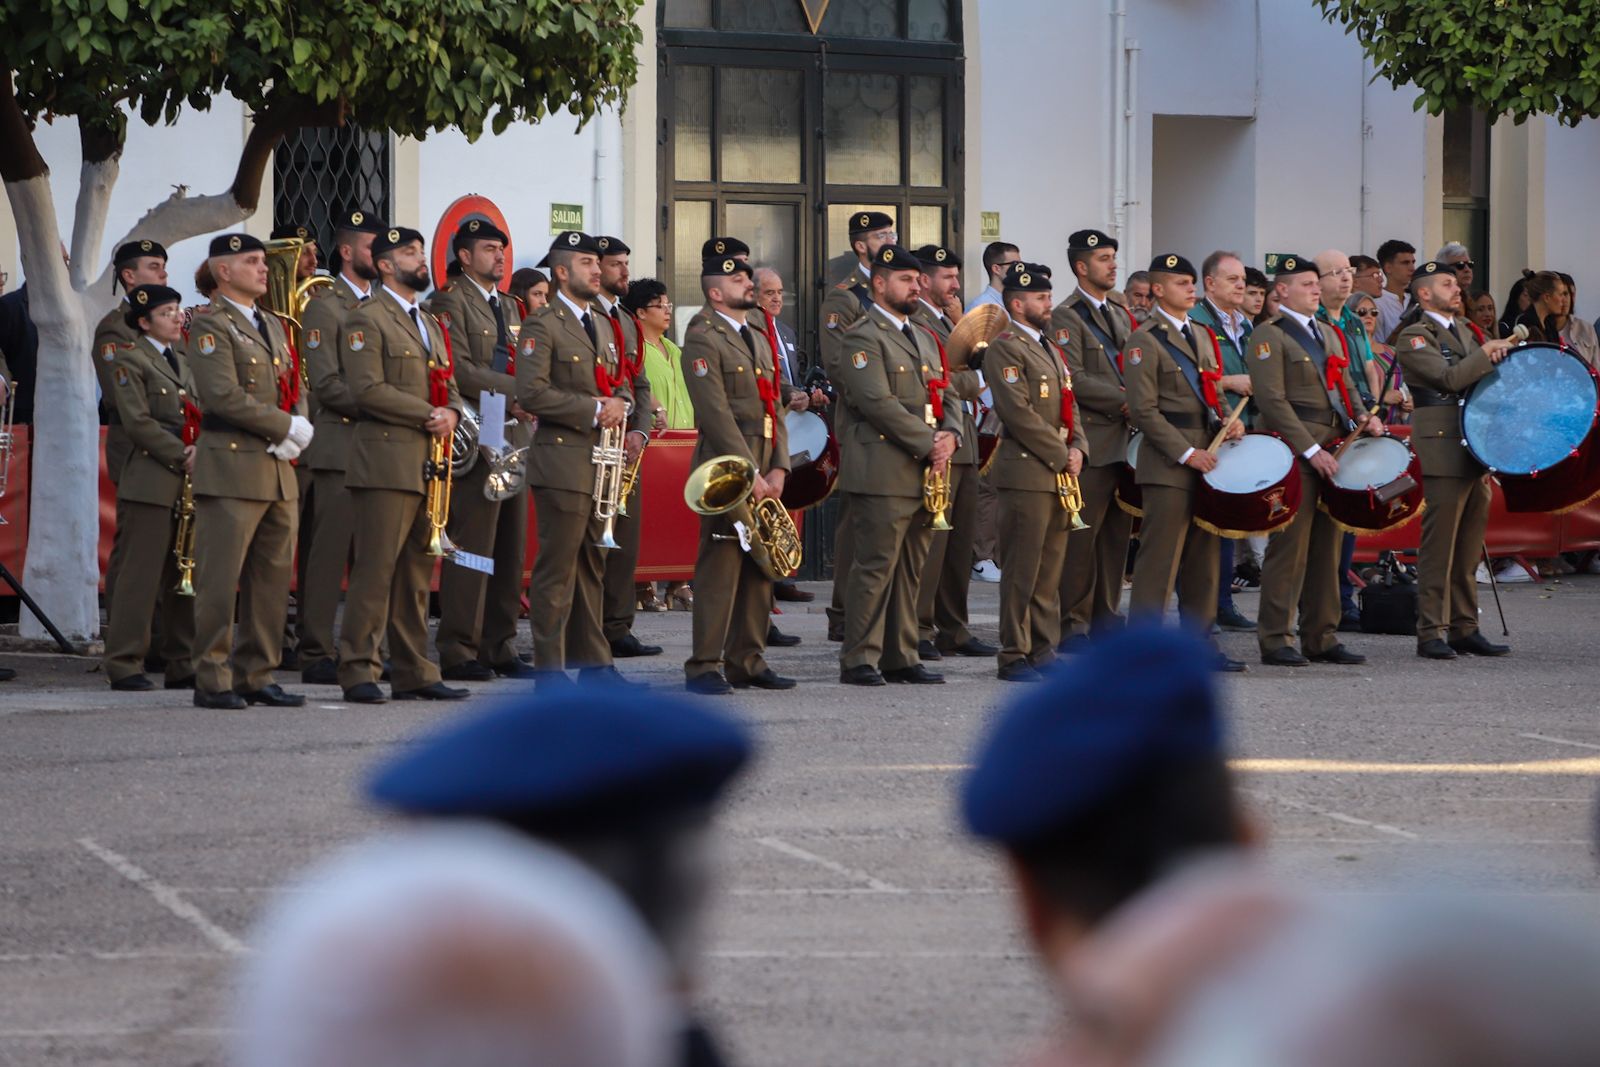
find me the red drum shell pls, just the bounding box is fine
[1192,432,1302,537]
[1318,435,1425,534]
[780,411,840,511]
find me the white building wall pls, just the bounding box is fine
[1537,116,1600,316]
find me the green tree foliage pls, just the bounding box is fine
[1315,0,1600,125]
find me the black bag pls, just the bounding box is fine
[1359,552,1418,635]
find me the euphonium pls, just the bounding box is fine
[263,238,332,382]
[683,454,802,580]
[172,474,197,596]
[592,420,629,550]
[424,432,456,557]
[923,464,953,531]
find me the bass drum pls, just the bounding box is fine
[781,409,840,511]
[1114,432,1144,517]
[976,405,1003,473]
[1319,435,1424,534]
[1461,343,1600,513]
[1192,433,1302,537]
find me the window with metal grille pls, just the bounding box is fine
[272,126,393,266]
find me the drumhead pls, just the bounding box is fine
[1331,435,1412,490]
[1126,431,1143,469]
[1205,434,1293,493]
[1463,344,1598,474]
[785,410,830,465]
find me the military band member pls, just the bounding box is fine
[593,236,664,660]
[835,245,962,686]
[910,244,995,661]
[821,211,898,643]
[296,208,384,685]
[1123,254,1246,672]
[1051,228,1137,647]
[187,233,312,709]
[424,219,537,682]
[1396,261,1513,660]
[94,240,169,487]
[516,232,640,687]
[1248,255,1383,667]
[680,256,795,695]
[101,285,196,690]
[269,223,319,282]
[336,227,468,704]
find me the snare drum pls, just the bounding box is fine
[781,409,840,511]
[1461,343,1600,513]
[1192,433,1301,537]
[1319,435,1423,534]
[1114,432,1144,517]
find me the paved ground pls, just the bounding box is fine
[2,573,1599,1066]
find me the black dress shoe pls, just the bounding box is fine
[1308,644,1366,665]
[685,672,734,695]
[380,659,393,682]
[518,653,533,664]
[194,689,247,710]
[767,625,802,647]
[917,639,943,661]
[393,681,471,700]
[238,684,306,707]
[164,675,196,690]
[1338,610,1364,633]
[610,633,664,658]
[1217,606,1258,632]
[0,667,15,682]
[301,658,339,685]
[731,668,798,690]
[1261,646,1310,667]
[997,661,1044,683]
[342,682,388,704]
[441,660,495,682]
[945,637,999,657]
[1449,632,1511,657]
[827,625,844,643]
[279,647,300,671]
[1057,633,1091,654]
[577,665,646,688]
[489,658,540,679]
[1214,655,1249,673]
[840,664,886,686]
[1417,638,1458,660]
[774,582,815,602]
[883,664,944,685]
[110,674,155,692]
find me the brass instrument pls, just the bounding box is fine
[618,431,650,516]
[424,432,456,557]
[921,305,1010,526]
[923,464,953,530]
[450,401,482,477]
[263,237,333,384]
[1056,472,1089,530]
[172,475,197,595]
[592,418,629,550]
[684,454,802,580]
[451,400,527,499]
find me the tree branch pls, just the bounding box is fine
[89,187,253,295]
[68,120,125,291]
[0,71,47,183]
[230,98,343,212]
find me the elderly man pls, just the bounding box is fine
[1435,241,1475,295]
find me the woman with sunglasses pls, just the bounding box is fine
[1353,292,1412,425]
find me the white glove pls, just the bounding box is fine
[286,414,314,449]
[268,437,304,462]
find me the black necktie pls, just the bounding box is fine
[162,347,180,377]
[409,307,430,352]
[1180,323,1195,351]
[489,294,509,372]
[903,324,921,353]
[1447,320,1463,344]
[252,309,268,341]
[739,325,760,360]
[1092,304,1112,340]
[1301,319,1324,354]
[581,311,597,347]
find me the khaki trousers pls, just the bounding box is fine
[686,513,774,681]
[997,487,1071,668]
[917,462,979,647]
[1059,462,1134,636]
[102,500,194,683]
[191,495,296,695]
[436,462,528,669]
[1417,474,1491,642]
[1257,463,1343,655]
[530,487,611,670]
[296,468,354,664]
[841,493,931,672]
[1128,483,1218,629]
[337,488,442,692]
[602,488,643,643]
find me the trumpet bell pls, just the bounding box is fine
[1069,512,1090,532]
[427,528,457,558]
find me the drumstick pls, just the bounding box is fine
[1206,396,1251,453]
[1333,398,1383,460]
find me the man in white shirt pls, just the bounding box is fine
[965,241,1020,312]
[1373,238,1416,343]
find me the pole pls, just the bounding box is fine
[1480,545,1509,637]
[0,560,78,654]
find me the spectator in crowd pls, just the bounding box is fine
[623,277,693,612]
[966,240,1020,311]
[1374,238,1415,342]
[1435,241,1474,295]
[1123,270,1153,322]
[1241,267,1268,324]
[235,825,676,1067]
[183,261,217,335]
[1512,270,1568,344]
[1499,274,1531,337]
[0,261,8,294]
[508,267,549,315]
[1349,253,1383,300]
[1555,271,1599,365]
[1352,292,1410,425]
[1314,249,1372,630]
[1467,290,1499,341]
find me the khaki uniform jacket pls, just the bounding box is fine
[1247,315,1365,455]
[1395,315,1495,478]
[425,276,536,454]
[110,338,195,508]
[299,279,365,471]
[187,299,297,501]
[92,303,138,414]
[341,289,462,495]
[985,327,1088,492]
[680,309,790,475]
[909,301,979,465]
[1124,314,1220,490]
[515,299,637,494]
[819,270,873,383]
[834,309,964,498]
[1051,290,1134,469]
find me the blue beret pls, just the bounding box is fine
[366,686,754,834]
[961,623,1223,846]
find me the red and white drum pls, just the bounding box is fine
[781,410,840,511]
[1192,433,1301,537]
[1114,432,1144,517]
[1319,435,1423,534]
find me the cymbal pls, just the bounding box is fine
[946,304,1008,371]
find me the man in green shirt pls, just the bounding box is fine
[1315,248,1376,631]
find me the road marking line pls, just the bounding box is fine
[0,949,223,963]
[0,1028,237,1039]
[754,836,906,894]
[1239,789,1419,841]
[76,838,247,956]
[1520,732,1600,752]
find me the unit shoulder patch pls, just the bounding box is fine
[305,328,321,350]
[1410,336,1428,349]
[348,331,365,352]
[1255,341,1271,359]
[851,351,869,370]
[1127,346,1142,366]
[114,366,129,387]
[1001,365,1021,384]
[197,334,216,355]
[692,358,709,377]
[100,342,117,362]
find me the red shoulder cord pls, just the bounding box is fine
[1465,319,1486,345]
[1197,325,1225,416]
[749,311,781,435]
[271,313,300,413]
[428,318,454,408]
[1044,337,1078,440]
[917,323,952,420]
[594,313,633,398]
[505,293,528,376]
[1323,322,1356,419]
[181,399,202,447]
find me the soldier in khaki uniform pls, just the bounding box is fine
[1123,254,1246,673]
[296,208,384,685]
[101,285,196,690]
[835,245,962,686]
[681,256,795,694]
[515,232,640,687]
[425,219,537,682]
[909,244,996,661]
[336,226,469,704]
[1248,255,1383,668]
[187,233,313,708]
[980,265,1089,682]
[94,240,169,487]
[1051,228,1137,646]
[820,211,898,643]
[1396,261,1514,660]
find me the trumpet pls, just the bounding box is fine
[1056,471,1089,530]
[424,432,456,557]
[592,418,629,550]
[618,431,650,517]
[684,454,802,579]
[172,474,197,596]
[923,464,953,530]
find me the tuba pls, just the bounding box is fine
[684,454,802,580]
[263,239,332,381]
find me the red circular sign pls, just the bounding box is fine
[431,194,514,294]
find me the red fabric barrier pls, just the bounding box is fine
[0,425,31,578]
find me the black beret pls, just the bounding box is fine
[1001,261,1053,292]
[333,208,385,235]
[912,244,962,270]
[455,218,510,247]
[208,233,266,258]
[1272,253,1318,279]
[1068,229,1118,253]
[849,211,896,236]
[595,236,631,257]
[702,256,754,279]
[1148,253,1197,280]
[1414,260,1460,280]
[868,244,922,272]
[702,236,749,258]
[270,223,312,242]
[371,226,426,257]
[114,239,168,265]
[538,231,603,267]
[124,284,183,327]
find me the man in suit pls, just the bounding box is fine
[1051,228,1137,648]
[1396,261,1514,660]
[910,244,995,661]
[834,245,962,686]
[982,263,1088,682]
[93,240,169,488]
[336,226,469,704]
[680,256,796,695]
[187,233,312,708]
[425,219,538,682]
[516,232,641,687]
[1123,254,1246,673]
[295,208,384,685]
[1247,254,1382,668]
[100,284,196,691]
